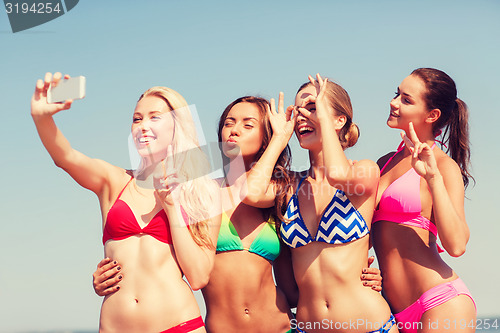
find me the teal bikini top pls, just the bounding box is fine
[216,211,281,261]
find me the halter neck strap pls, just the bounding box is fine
[380,141,437,174]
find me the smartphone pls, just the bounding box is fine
[47,76,86,103]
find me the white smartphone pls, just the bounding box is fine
[47,76,86,103]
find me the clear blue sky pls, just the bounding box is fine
[1,1,499,332]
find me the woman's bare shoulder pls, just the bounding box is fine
[434,148,462,180]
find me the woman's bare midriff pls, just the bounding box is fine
[372,221,458,313]
[202,251,291,333]
[293,239,393,333]
[99,236,202,333]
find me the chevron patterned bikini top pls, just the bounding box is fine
[280,176,369,248]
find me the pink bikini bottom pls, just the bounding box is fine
[394,278,476,333]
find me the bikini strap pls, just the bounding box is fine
[116,176,133,200]
[434,129,448,149]
[380,141,405,174]
[380,141,437,175]
[295,176,307,196]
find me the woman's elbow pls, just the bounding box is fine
[449,227,470,257]
[447,246,466,258]
[240,184,267,206]
[185,260,214,290]
[325,166,347,186]
[445,238,468,257]
[326,173,352,192]
[189,278,209,291]
[241,193,273,209]
[326,174,339,187]
[186,272,211,290]
[52,151,75,170]
[241,193,260,206]
[326,161,379,193]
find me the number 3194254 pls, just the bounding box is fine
[5,2,62,14]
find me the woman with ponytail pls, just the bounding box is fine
[372,68,476,332]
[243,74,397,333]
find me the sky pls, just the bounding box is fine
[1,1,499,332]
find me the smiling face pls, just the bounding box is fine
[294,84,321,149]
[294,80,358,150]
[388,74,431,132]
[131,95,175,162]
[220,102,265,161]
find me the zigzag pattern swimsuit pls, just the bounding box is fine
[281,176,369,248]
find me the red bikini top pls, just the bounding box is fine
[102,177,187,245]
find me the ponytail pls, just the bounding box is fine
[411,68,474,189]
[445,98,473,188]
[342,122,359,149]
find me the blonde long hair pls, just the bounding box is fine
[139,87,217,249]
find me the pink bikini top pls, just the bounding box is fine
[373,142,443,252]
[103,177,188,245]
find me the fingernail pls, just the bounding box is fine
[363,268,367,273]
[364,281,368,285]
[113,261,117,265]
[116,286,120,290]
[118,275,122,279]
[117,266,121,271]
[361,275,365,279]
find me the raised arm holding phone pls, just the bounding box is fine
[31,72,221,333]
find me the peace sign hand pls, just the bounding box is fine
[268,92,295,144]
[154,145,182,207]
[401,122,440,181]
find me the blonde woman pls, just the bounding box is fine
[242,75,397,333]
[31,72,220,333]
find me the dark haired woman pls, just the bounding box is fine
[372,68,476,332]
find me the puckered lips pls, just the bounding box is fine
[222,137,240,153]
[225,137,238,146]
